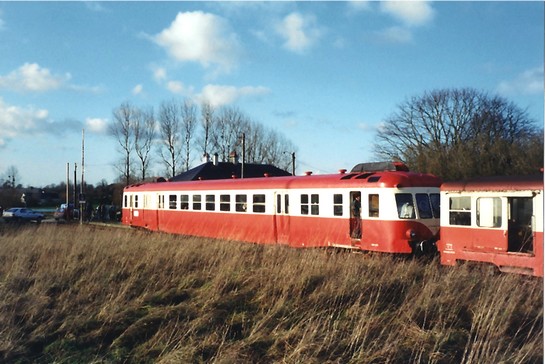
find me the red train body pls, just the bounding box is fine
[121,164,544,277]
[122,169,442,254]
[437,175,544,277]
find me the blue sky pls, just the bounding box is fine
[0,1,543,187]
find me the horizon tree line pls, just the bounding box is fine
[110,99,298,185]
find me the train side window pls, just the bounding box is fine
[158,195,165,209]
[180,195,189,210]
[311,194,319,215]
[285,194,289,214]
[220,194,230,212]
[395,194,415,219]
[333,194,343,216]
[430,193,440,218]
[276,194,282,214]
[449,197,471,226]
[369,194,379,217]
[477,197,502,228]
[124,195,128,208]
[301,194,309,215]
[253,194,266,213]
[206,195,215,211]
[134,195,139,208]
[416,194,433,219]
[169,194,177,209]
[193,195,202,211]
[236,194,247,212]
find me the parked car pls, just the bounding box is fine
[3,208,45,223]
[54,203,80,221]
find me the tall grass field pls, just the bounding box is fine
[0,224,542,363]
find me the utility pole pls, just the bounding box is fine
[66,163,69,206]
[292,152,296,176]
[74,163,77,221]
[80,129,85,224]
[241,133,245,179]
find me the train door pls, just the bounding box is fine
[128,194,134,225]
[274,192,290,244]
[507,197,534,253]
[350,191,362,239]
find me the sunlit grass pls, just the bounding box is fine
[0,224,542,363]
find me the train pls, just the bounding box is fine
[121,162,543,277]
[437,175,543,277]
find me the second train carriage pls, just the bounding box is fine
[122,166,442,254]
[437,174,544,277]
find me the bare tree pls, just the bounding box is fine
[110,102,137,186]
[3,165,20,188]
[133,107,156,181]
[158,100,183,178]
[181,99,197,171]
[375,88,543,180]
[199,101,214,160]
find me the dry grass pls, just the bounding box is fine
[0,224,542,363]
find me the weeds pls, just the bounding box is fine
[0,224,542,363]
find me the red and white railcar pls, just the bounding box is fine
[122,168,442,254]
[437,175,544,277]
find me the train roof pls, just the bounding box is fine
[125,170,442,192]
[441,174,544,192]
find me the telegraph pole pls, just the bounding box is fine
[80,129,85,224]
[66,163,69,206]
[241,133,245,179]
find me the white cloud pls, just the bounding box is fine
[0,97,49,146]
[276,12,322,54]
[0,9,5,31]
[132,84,143,95]
[347,1,372,13]
[85,117,108,134]
[497,67,544,95]
[153,67,167,82]
[0,63,71,92]
[153,11,241,75]
[380,1,435,27]
[167,80,185,94]
[199,84,270,107]
[374,26,413,43]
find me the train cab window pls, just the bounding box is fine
[311,194,319,215]
[449,197,471,226]
[396,194,415,219]
[333,194,343,216]
[193,195,202,210]
[206,195,216,211]
[180,195,189,210]
[169,194,177,209]
[477,197,502,228]
[300,194,309,215]
[415,194,433,219]
[236,194,247,212]
[369,194,379,217]
[220,195,231,212]
[368,176,381,183]
[253,194,266,213]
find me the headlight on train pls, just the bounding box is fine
[406,229,417,240]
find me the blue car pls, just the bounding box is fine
[3,208,45,223]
